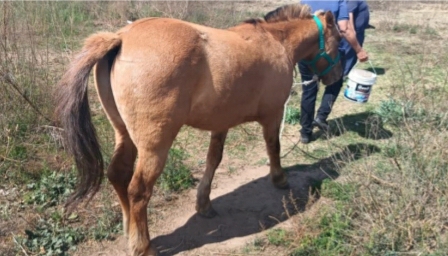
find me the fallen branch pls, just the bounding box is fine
[370,174,399,188]
[1,71,52,122]
[11,233,30,256]
[0,155,21,163]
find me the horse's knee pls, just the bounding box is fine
[107,142,135,185]
[106,165,132,187]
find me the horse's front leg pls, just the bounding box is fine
[261,114,289,189]
[196,130,228,218]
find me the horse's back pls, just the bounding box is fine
[111,17,293,132]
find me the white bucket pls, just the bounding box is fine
[343,61,377,104]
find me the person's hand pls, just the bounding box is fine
[357,49,368,62]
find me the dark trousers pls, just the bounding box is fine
[298,53,346,136]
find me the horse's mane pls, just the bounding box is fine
[245,4,323,25]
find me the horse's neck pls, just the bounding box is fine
[263,20,319,64]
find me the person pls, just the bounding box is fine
[298,0,369,144]
[343,0,370,75]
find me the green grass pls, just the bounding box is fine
[291,205,353,256]
[319,179,358,202]
[267,228,290,247]
[158,147,195,193]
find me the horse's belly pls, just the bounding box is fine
[185,104,257,131]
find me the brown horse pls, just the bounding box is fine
[55,4,341,256]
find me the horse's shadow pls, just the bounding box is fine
[314,111,393,141]
[153,143,380,255]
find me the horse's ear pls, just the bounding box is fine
[324,11,335,28]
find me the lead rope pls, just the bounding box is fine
[279,73,318,142]
[278,60,377,160]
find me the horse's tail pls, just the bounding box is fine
[55,32,121,208]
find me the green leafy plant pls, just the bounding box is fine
[375,98,416,125]
[320,179,358,202]
[158,148,195,192]
[291,206,352,256]
[267,228,289,246]
[9,145,27,160]
[24,169,77,208]
[285,106,301,125]
[22,219,85,256]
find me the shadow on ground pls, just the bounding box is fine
[314,111,393,141]
[366,66,386,75]
[153,143,380,255]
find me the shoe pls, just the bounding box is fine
[300,133,312,144]
[313,118,329,133]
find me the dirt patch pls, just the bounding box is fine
[75,159,338,256]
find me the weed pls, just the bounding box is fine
[228,165,237,174]
[255,157,268,166]
[424,26,439,36]
[253,236,266,248]
[267,228,289,246]
[21,218,85,256]
[242,236,266,254]
[24,168,77,209]
[158,148,195,192]
[9,145,27,160]
[392,23,413,33]
[319,179,357,202]
[285,106,301,125]
[375,98,411,125]
[291,204,353,256]
[88,210,122,241]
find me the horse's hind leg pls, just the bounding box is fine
[107,131,136,237]
[94,56,136,237]
[196,130,228,218]
[127,130,178,256]
[261,114,289,189]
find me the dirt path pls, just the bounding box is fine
[75,158,339,256]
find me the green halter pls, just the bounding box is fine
[302,15,340,76]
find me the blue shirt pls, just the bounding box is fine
[300,0,349,22]
[347,0,370,32]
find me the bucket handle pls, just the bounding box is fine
[368,59,377,76]
[355,59,377,76]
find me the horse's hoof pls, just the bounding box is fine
[131,246,159,256]
[272,174,289,190]
[148,246,159,256]
[197,207,218,218]
[274,180,290,190]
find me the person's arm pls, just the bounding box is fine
[338,1,368,62]
[348,13,356,33]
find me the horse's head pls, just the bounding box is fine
[302,11,342,85]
